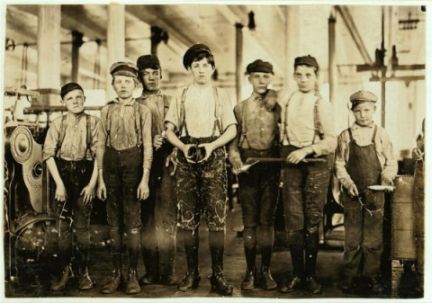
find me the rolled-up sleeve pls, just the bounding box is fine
[380,128,398,181]
[42,118,61,162]
[89,116,100,160]
[164,91,180,131]
[311,99,337,156]
[96,106,108,170]
[228,103,242,163]
[140,105,153,171]
[220,89,237,132]
[334,130,353,185]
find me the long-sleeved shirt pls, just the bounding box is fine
[165,84,237,138]
[278,89,337,156]
[229,92,280,159]
[335,122,398,184]
[43,112,99,161]
[96,98,152,171]
[136,90,172,137]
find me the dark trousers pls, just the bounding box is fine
[413,161,424,282]
[104,147,143,269]
[141,146,177,278]
[52,158,93,267]
[343,191,385,278]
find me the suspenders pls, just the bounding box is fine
[56,113,93,159]
[178,87,222,138]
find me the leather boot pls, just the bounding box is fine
[280,245,304,293]
[126,269,141,295]
[101,254,122,294]
[241,246,256,290]
[159,247,177,285]
[178,230,200,291]
[77,250,94,290]
[51,263,73,291]
[261,244,277,290]
[305,232,321,294]
[140,248,159,285]
[210,247,233,296]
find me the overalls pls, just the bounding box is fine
[343,126,385,279]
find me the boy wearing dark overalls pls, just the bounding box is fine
[335,90,397,294]
[278,55,336,294]
[229,59,280,290]
[136,54,177,285]
[96,62,153,295]
[165,44,237,295]
[43,82,99,291]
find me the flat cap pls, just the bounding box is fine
[294,55,319,71]
[246,59,274,74]
[137,54,161,71]
[60,82,84,99]
[183,43,213,69]
[350,90,377,109]
[110,61,138,79]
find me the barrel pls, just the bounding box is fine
[391,175,416,260]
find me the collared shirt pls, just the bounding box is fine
[136,90,171,137]
[97,98,152,170]
[335,122,398,183]
[279,89,337,156]
[231,92,281,151]
[165,84,237,138]
[43,112,99,161]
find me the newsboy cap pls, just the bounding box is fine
[137,54,161,71]
[60,82,84,99]
[294,55,319,71]
[350,90,377,109]
[245,59,274,75]
[183,43,213,69]
[110,61,138,79]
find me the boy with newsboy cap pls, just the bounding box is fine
[136,54,177,286]
[164,43,237,295]
[335,90,397,294]
[96,61,153,295]
[278,55,337,294]
[43,82,99,291]
[229,59,280,291]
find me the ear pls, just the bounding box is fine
[247,75,252,84]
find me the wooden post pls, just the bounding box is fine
[71,30,84,82]
[37,5,61,89]
[328,9,337,103]
[106,3,125,99]
[235,22,243,103]
[381,6,386,127]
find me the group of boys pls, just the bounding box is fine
[43,42,405,296]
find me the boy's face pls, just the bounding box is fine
[189,58,215,85]
[294,65,317,93]
[140,68,161,92]
[352,102,376,126]
[112,75,137,99]
[248,72,272,95]
[62,89,85,114]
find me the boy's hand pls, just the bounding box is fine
[182,144,195,163]
[153,134,164,151]
[286,148,309,164]
[97,180,107,201]
[230,157,243,174]
[55,182,67,202]
[165,149,178,176]
[197,143,215,163]
[80,184,95,205]
[382,176,394,187]
[345,181,359,197]
[137,179,150,200]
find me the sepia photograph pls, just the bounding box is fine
[0,1,429,302]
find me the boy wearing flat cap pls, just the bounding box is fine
[136,54,177,286]
[96,61,153,295]
[278,55,336,294]
[43,82,99,291]
[335,90,397,294]
[228,59,280,290]
[164,43,237,295]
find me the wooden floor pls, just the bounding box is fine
[4,202,419,299]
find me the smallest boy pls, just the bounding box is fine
[43,82,99,291]
[335,90,397,294]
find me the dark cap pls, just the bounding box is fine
[246,59,274,75]
[183,43,213,69]
[294,55,319,72]
[60,82,84,99]
[137,54,161,71]
[109,61,138,79]
[350,90,377,109]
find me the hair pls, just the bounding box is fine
[294,63,319,76]
[189,52,215,69]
